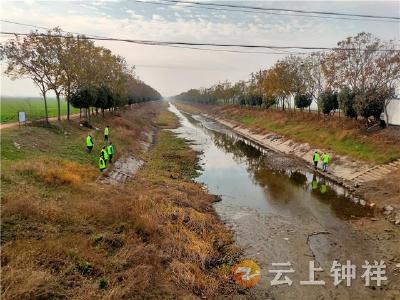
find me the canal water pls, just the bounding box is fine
[168,103,386,299]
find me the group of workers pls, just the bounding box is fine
[312,151,330,172]
[85,125,114,172]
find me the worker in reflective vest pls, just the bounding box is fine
[313,151,320,169]
[101,146,109,162]
[107,142,114,164]
[99,155,106,172]
[322,153,330,172]
[104,125,110,141]
[86,134,94,153]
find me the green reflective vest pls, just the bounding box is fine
[104,127,109,136]
[107,145,114,155]
[86,135,93,147]
[313,153,320,162]
[101,149,109,160]
[99,157,106,169]
[323,154,330,164]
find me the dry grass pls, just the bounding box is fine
[155,104,180,129]
[172,102,202,114]
[1,102,241,299]
[14,159,97,187]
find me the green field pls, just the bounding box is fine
[1,97,79,123]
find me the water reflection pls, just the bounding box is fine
[169,104,375,221]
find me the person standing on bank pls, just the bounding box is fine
[313,151,320,169]
[101,146,109,163]
[99,155,106,172]
[322,152,330,172]
[107,142,114,164]
[104,125,110,141]
[86,133,94,153]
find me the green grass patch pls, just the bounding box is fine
[155,110,179,129]
[142,131,200,183]
[1,97,79,123]
[1,123,98,165]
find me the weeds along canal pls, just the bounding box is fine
[168,102,391,299]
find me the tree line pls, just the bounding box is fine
[173,32,400,122]
[1,28,161,122]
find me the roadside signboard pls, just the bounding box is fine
[18,111,27,126]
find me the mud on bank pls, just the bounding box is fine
[1,102,242,299]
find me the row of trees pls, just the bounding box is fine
[1,28,161,122]
[173,32,399,121]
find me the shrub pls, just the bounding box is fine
[319,91,338,115]
[294,93,312,110]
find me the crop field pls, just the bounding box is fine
[1,97,79,123]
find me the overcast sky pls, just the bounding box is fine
[1,0,399,98]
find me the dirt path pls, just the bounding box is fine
[0,113,81,130]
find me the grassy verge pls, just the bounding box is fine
[175,102,400,164]
[1,103,239,299]
[154,106,180,128]
[1,97,79,123]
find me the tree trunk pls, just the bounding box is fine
[79,108,82,120]
[67,98,70,120]
[384,100,390,126]
[66,87,71,120]
[55,91,61,121]
[43,92,49,123]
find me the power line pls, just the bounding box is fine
[160,43,307,55]
[0,20,107,40]
[1,30,399,53]
[1,31,399,52]
[160,0,400,21]
[0,19,303,55]
[134,0,400,23]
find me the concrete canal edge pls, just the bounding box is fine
[200,113,400,211]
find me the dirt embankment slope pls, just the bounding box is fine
[1,102,242,299]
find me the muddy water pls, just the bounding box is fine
[168,103,393,300]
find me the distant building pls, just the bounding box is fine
[384,90,400,126]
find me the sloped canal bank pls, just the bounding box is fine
[168,103,400,300]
